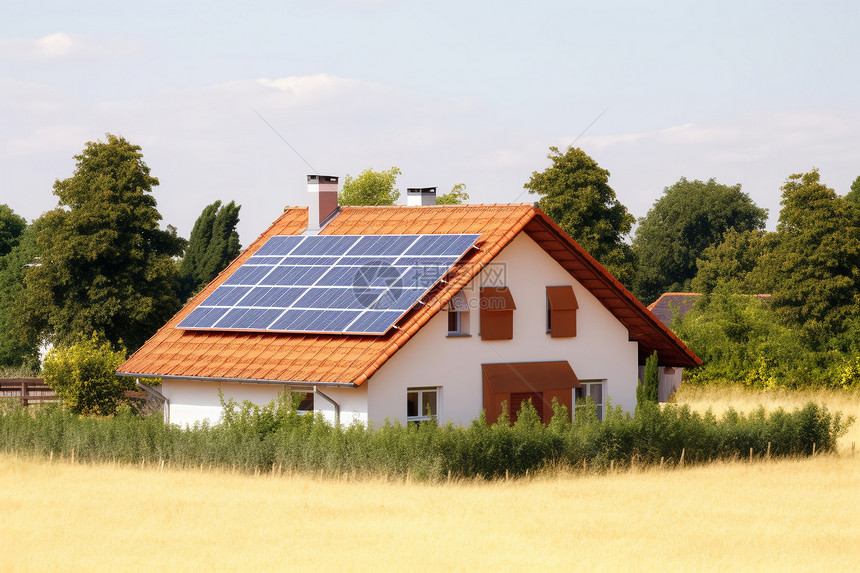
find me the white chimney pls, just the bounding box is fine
[407,187,436,206]
[306,175,339,234]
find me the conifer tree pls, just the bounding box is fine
[177,200,241,301]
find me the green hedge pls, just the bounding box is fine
[0,396,852,481]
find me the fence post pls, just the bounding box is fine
[21,379,29,407]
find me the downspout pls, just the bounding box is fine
[137,379,170,425]
[313,386,340,426]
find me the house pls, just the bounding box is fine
[117,176,701,426]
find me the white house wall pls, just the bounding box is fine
[367,232,639,426]
[161,377,368,427]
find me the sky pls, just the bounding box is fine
[1,0,858,245]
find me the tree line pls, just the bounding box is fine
[1,134,858,391]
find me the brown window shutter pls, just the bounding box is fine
[480,287,516,340]
[546,285,578,338]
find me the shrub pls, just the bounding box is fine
[42,334,132,415]
[0,392,852,481]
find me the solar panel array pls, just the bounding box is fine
[177,234,479,335]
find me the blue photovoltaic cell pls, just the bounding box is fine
[278,256,341,266]
[203,286,252,307]
[253,236,304,257]
[346,310,405,334]
[178,306,229,328]
[222,265,274,286]
[178,233,479,334]
[246,256,284,265]
[349,235,417,257]
[291,235,359,256]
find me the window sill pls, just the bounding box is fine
[446,333,472,338]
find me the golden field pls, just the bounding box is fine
[1,387,858,572]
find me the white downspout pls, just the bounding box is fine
[313,386,340,426]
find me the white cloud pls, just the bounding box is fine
[0,32,138,62]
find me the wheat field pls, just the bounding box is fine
[1,388,858,572]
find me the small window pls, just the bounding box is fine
[575,381,604,420]
[407,387,438,423]
[447,291,470,337]
[294,390,314,414]
[448,310,461,334]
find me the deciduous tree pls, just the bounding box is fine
[436,183,469,205]
[339,167,401,206]
[20,134,185,352]
[0,204,26,258]
[632,178,767,304]
[524,147,636,285]
[755,169,860,349]
[0,218,40,370]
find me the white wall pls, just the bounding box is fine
[161,378,368,427]
[367,232,640,426]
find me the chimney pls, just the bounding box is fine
[407,187,436,206]
[306,175,339,234]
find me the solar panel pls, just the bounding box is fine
[177,233,480,335]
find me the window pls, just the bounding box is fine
[407,387,438,423]
[575,381,604,420]
[294,390,314,414]
[480,286,516,340]
[447,291,470,337]
[546,285,578,338]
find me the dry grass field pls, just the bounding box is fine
[1,387,858,572]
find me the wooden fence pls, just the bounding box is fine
[0,378,59,407]
[0,378,147,407]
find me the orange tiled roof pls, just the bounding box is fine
[118,204,700,386]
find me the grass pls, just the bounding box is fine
[672,384,860,453]
[1,452,857,572]
[1,386,857,571]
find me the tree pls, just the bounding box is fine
[0,219,40,370]
[632,178,767,304]
[177,200,241,301]
[436,183,469,205]
[42,333,132,415]
[845,175,860,205]
[754,169,860,349]
[524,147,636,286]
[636,351,659,406]
[691,228,771,295]
[20,134,186,352]
[339,167,401,206]
[0,204,27,258]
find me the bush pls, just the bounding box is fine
[42,334,132,415]
[0,392,852,481]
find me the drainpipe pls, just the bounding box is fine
[313,386,340,426]
[137,379,170,424]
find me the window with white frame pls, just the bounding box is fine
[294,390,314,414]
[575,381,605,420]
[407,387,438,423]
[447,291,470,337]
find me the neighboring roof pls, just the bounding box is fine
[647,292,773,328]
[647,293,704,327]
[118,205,700,386]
